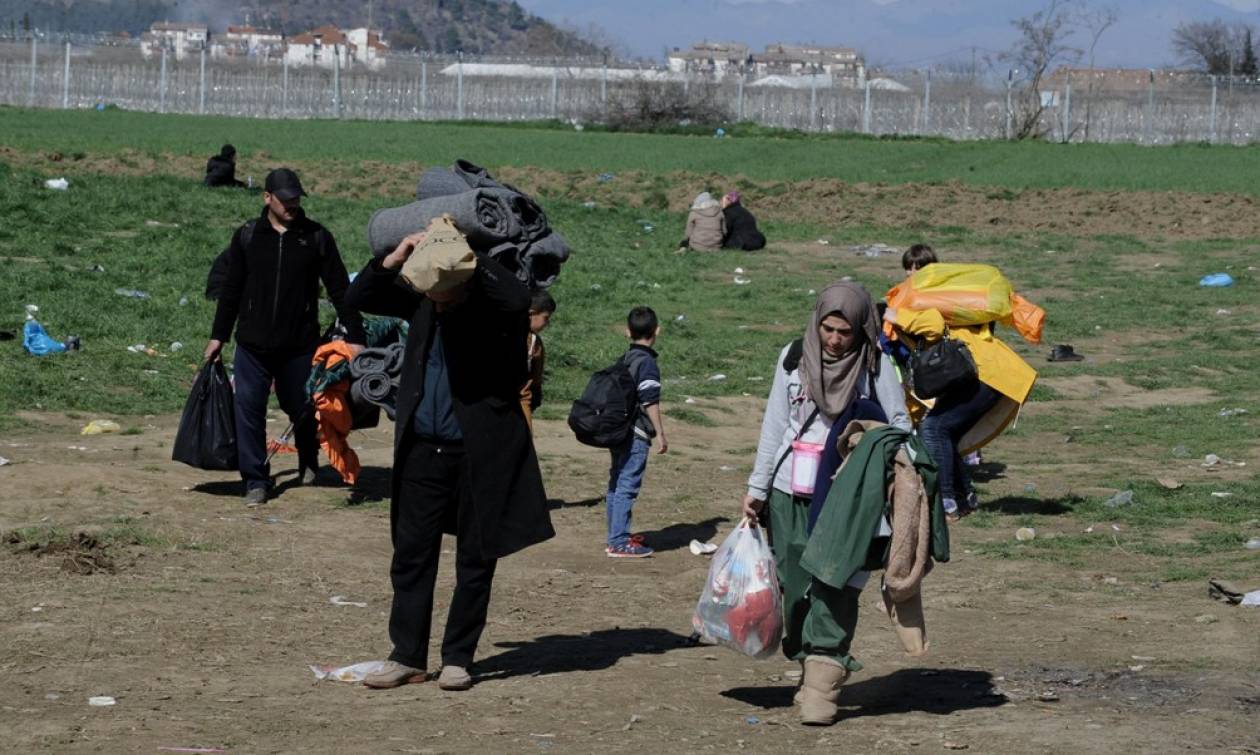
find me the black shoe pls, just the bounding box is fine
[1048,344,1085,362]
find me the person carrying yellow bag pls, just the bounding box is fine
[883,262,1040,521]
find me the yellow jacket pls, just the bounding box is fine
[894,307,1037,452]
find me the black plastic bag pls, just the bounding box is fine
[172,360,238,470]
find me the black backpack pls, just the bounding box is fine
[568,354,641,448]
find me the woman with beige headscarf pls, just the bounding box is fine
[741,281,910,724]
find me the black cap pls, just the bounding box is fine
[265,168,307,200]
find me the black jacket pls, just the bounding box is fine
[722,204,766,251]
[210,207,365,355]
[204,155,245,188]
[345,255,555,561]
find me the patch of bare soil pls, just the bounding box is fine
[0,405,1256,752]
[1038,375,1217,409]
[4,528,116,575]
[6,147,1260,242]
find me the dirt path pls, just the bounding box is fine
[7,146,1260,243]
[1,406,1256,753]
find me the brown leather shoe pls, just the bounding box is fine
[437,665,473,691]
[363,661,425,689]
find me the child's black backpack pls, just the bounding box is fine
[568,354,641,448]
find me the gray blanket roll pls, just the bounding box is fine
[415,159,503,201]
[487,230,570,289]
[367,191,520,256]
[484,188,549,241]
[351,371,395,405]
[350,343,405,378]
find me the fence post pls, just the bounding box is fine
[420,59,428,113]
[1210,75,1218,144]
[600,62,607,104]
[199,46,206,114]
[1143,69,1153,145]
[457,52,465,119]
[683,71,689,95]
[333,44,342,119]
[923,69,931,133]
[863,79,872,134]
[809,74,818,131]
[963,95,971,133]
[1005,69,1014,140]
[736,75,744,120]
[282,53,289,117]
[549,65,557,118]
[28,34,37,106]
[62,39,70,109]
[1062,74,1071,143]
[159,46,168,114]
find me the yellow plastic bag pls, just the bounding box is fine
[81,419,121,435]
[886,263,1044,344]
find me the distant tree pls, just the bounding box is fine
[1171,19,1247,75]
[1079,3,1117,141]
[1001,0,1082,139]
[1241,28,1258,77]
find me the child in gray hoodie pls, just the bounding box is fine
[680,192,726,251]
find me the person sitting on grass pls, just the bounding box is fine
[606,306,669,558]
[204,144,247,189]
[720,191,766,251]
[679,192,726,252]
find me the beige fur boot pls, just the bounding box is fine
[882,586,928,656]
[799,655,851,725]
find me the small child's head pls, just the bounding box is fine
[902,244,938,277]
[528,289,556,334]
[626,306,659,345]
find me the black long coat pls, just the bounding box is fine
[722,204,766,251]
[346,255,555,560]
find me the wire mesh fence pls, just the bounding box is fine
[2,34,1259,144]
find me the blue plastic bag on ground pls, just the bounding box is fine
[23,320,67,356]
[1200,273,1234,288]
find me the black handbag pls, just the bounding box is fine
[910,333,978,399]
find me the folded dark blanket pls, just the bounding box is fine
[522,231,570,288]
[484,188,549,241]
[367,191,519,256]
[351,371,395,406]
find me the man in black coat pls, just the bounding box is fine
[204,168,365,505]
[204,144,247,189]
[720,191,767,251]
[346,231,555,691]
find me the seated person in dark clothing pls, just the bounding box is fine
[204,144,246,189]
[720,191,766,251]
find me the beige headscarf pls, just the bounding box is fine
[799,281,881,418]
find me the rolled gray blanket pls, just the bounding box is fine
[484,188,549,241]
[384,342,406,374]
[523,231,570,289]
[486,230,570,289]
[351,346,392,378]
[351,371,395,405]
[416,159,502,201]
[368,190,519,256]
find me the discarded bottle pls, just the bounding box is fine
[114,288,151,300]
[1246,538,1260,551]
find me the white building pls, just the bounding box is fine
[285,25,389,70]
[211,25,284,61]
[666,42,751,79]
[139,22,208,61]
[753,43,865,86]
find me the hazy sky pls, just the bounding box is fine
[517,0,1260,68]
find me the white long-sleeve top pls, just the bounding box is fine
[745,343,911,501]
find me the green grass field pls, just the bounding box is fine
[8,107,1260,193]
[3,108,1259,582]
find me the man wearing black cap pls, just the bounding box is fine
[204,144,247,189]
[204,168,366,505]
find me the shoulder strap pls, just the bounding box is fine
[770,406,820,489]
[782,338,804,374]
[239,218,258,249]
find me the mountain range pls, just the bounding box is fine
[518,0,1260,68]
[0,0,606,56]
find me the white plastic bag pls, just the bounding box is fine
[308,660,389,682]
[692,519,782,658]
